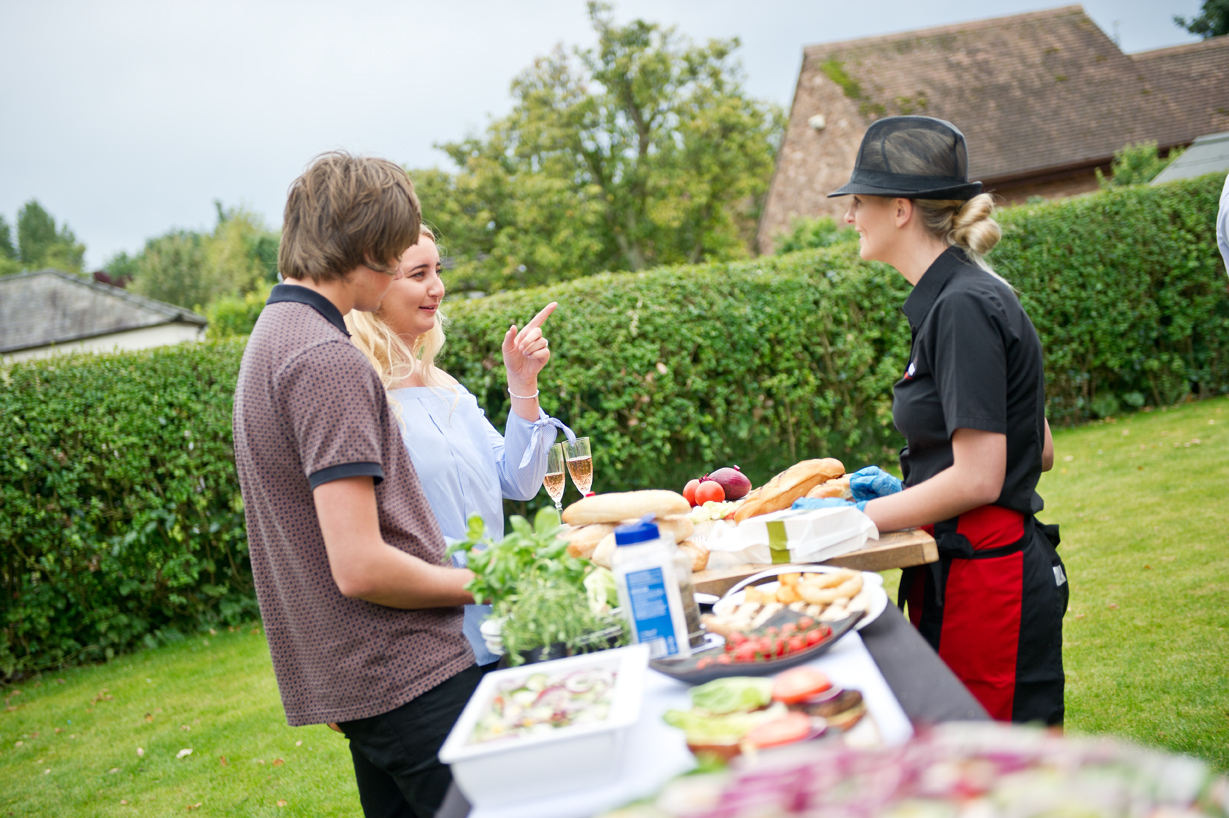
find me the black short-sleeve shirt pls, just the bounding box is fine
[892,247,1047,515]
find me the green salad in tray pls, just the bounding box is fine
[448,507,626,666]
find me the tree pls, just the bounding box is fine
[1,200,87,274]
[412,2,784,292]
[1096,141,1184,188]
[1174,0,1229,38]
[126,203,279,310]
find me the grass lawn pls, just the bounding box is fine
[2,397,1227,814]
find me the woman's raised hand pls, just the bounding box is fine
[502,301,557,394]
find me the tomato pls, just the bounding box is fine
[683,479,701,506]
[772,667,832,704]
[734,643,757,663]
[744,712,813,749]
[756,637,774,656]
[696,657,712,670]
[728,632,748,647]
[797,617,815,630]
[764,626,779,636]
[716,653,732,664]
[805,629,824,647]
[780,623,797,635]
[774,638,788,657]
[695,480,726,505]
[788,636,806,654]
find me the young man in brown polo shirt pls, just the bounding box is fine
[232,151,478,818]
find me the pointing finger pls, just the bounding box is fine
[524,302,557,332]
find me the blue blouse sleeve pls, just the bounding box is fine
[486,409,560,502]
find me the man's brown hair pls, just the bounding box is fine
[279,151,421,283]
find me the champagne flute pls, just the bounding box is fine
[564,437,593,496]
[544,443,567,515]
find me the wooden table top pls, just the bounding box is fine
[691,528,938,597]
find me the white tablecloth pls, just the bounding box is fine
[468,631,913,818]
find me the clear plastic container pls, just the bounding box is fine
[611,518,694,659]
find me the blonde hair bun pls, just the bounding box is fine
[950,194,1001,257]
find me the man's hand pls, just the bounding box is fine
[313,476,474,608]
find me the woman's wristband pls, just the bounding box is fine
[508,387,539,400]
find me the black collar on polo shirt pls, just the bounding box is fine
[267,283,350,337]
[902,246,969,333]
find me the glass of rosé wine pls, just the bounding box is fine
[544,443,567,514]
[563,437,592,496]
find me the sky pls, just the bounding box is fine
[0,0,1206,269]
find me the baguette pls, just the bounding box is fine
[732,458,845,522]
[562,490,690,525]
[805,474,852,500]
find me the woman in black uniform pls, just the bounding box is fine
[830,117,1068,725]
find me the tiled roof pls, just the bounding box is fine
[799,6,1188,183]
[0,269,206,354]
[1132,37,1229,150]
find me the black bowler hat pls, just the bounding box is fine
[828,116,983,200]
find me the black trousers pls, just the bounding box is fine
[339,665,482,818]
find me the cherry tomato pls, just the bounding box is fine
[780,623,797,635]
[775,638,788,657]
[716,653,732,664]
[683,479,701,506]
[734,643,757,663]
[806,629,824,646]
[764,626,779,636]
[757,637,774,656]
[728,632,748,648]
[788,636,806,654]
[797,617,815,629]
[695,480,726,505]
[696,657,712,669]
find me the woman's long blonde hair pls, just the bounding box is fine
[345,226,454,394]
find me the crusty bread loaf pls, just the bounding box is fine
[732,458,845,522]
[805,474,852,500]
[654,516,695,544]
[564,523,616,559]
[677,540,710,572]
[562,490,690,526]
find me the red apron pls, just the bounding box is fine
[901,506,1068,724]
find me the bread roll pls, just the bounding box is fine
[591,533,617,569]
[677,539,710,572]
[564,523,616,559]
[589,525,704,571]
[732,458,845,522]
[562,490,690,525]
[805,475,852,500]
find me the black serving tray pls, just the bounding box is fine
[648,612,863,684]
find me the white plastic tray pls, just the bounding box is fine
[439,644,650,809]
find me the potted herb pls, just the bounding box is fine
[449,508,626,666]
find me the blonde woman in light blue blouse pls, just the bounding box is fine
[345,227,573,667]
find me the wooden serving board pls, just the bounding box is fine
[691,528,938,597]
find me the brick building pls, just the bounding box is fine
[758,6,1229,253]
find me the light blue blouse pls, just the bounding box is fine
[390,384,563,666]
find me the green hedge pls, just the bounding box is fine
[440,174,1229,492]
[2,174,1224,676]
[1,342,255,677]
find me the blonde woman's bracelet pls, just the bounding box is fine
[508,387,540,400]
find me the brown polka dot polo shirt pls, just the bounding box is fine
[233,284,473,727]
